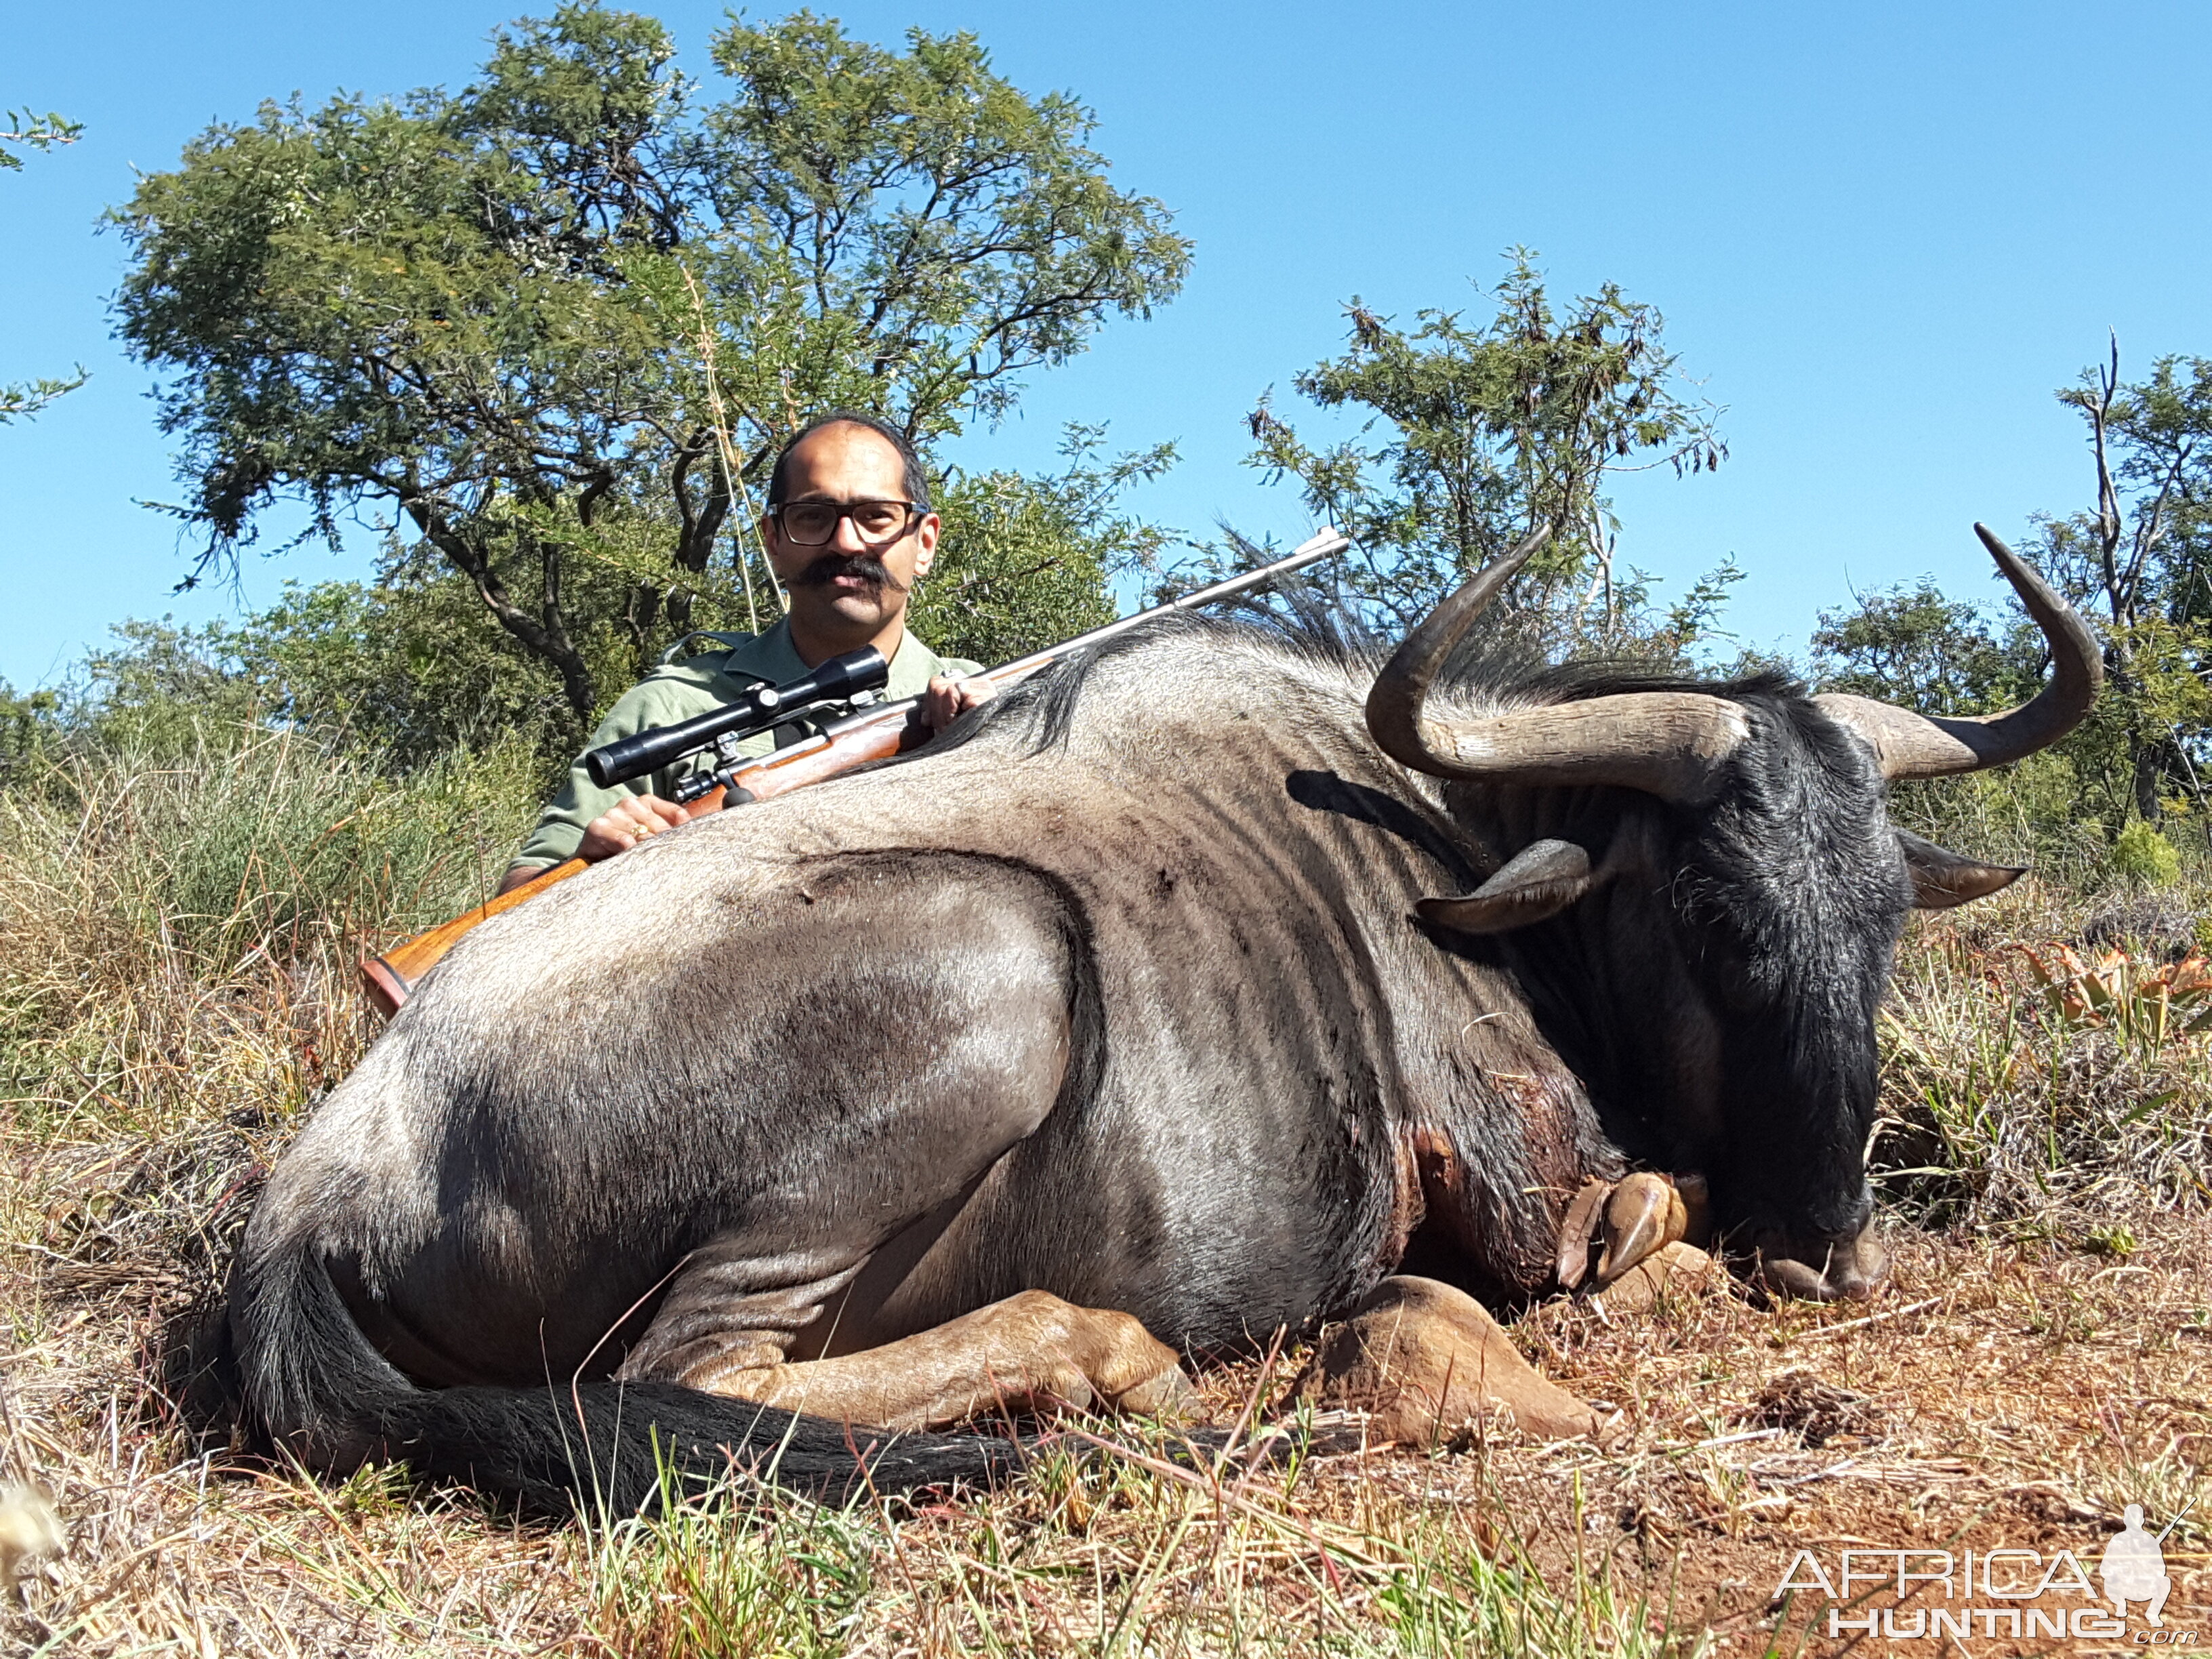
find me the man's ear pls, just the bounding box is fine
[1416,838,1607,934]
[760,514,798,587]
[1897,828,2024,909]
[909,510,941,581]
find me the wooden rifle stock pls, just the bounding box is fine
[361,526,1350,1015]
[363,858,590,1016]
[361,700,944,1013]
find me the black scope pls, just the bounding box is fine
[583,647,890,790]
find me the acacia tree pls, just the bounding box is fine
[1810,579,2034,716]
[1242,252,1726,638]
[2037,344,2212,821]
[113,6,1189,724]
[1809,344,2212,836]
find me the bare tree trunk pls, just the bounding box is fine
[2086,341,2154,825]
[668,435,737,638]
[403,495,598,724]
[2133,743,2163,823]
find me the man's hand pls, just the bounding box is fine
[924,674,996,732]
[579,794,689,861]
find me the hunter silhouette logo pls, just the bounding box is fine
[2106,1504,2174,1626]
[1778,1496,2199,1643]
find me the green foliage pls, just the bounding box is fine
[1807,577,2125,861]
[59,724,535,979]
[0,684,64,782]
[0,107,81,169]
[912,426,1173,665]
[697,17,1189,430]
[220,566,596,772]
[1606,555,1755,671]
[1811,578,2036,714]
[581,1463,875,1657]
[2035,348,2212,821]
[1812,344,2212,850]
[1243,251,1725,635]
[24,590,575,787]
[111,5,1189,718]
[1,107,85,424]
[2110,819,2183,886]
[0,370,88,426]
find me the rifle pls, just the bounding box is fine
[361,527,1352,1015]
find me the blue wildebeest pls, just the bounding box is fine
[222,529,2097,1509]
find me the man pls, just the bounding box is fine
[501,411,994,892]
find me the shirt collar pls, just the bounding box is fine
[712,616,941,699]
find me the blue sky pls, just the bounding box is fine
[3,1,2207,687]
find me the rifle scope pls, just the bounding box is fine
[583,646,889,790]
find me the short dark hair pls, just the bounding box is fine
[765,411,931,510]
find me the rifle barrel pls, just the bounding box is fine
[994,527,1352,680]
[804,526,1353,745]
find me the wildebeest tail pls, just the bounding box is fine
[226,1235,1019,1513]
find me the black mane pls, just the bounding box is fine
[919,588,1807,764]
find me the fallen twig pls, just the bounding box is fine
[1786,1295,1943,1344]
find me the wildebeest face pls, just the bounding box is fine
[1423,698,2028,1300]
[1671,712,2040,1296]
[1416,721,1883,1296]
[1368,524,2100,1300]
[1583,703,1920,1298]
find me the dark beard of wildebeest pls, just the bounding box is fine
[219,527,2093,1513]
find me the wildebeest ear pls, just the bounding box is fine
[1896,828,2024,909]
[1416,838,1603,934]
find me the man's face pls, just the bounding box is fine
[762,424,940,640]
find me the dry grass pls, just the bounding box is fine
[2,727,2206,1654]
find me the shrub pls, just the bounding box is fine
[2109,819,2183,886]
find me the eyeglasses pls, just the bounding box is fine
[769,499,926,548]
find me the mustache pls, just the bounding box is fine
[792,553,908,594]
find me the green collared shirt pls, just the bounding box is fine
[510,619,981,874]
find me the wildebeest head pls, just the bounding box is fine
[1366,527,2102,1300]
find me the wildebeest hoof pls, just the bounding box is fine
[1553,1178,1610,1289]
[1753,1228,1890,1303]
[1586,1242,1717,1314]
[1008,1294,1191,1420]
[1109,1362,1195,1420]
[1595,1173,1687,1287]
[1293,1275,1610,1446]
[1559,1172,1700,1290]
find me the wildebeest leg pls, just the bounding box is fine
[588,854,1194,1433]
[1293,1276,1607,1443]
[621,1279,1189,1434]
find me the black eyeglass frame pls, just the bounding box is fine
[766,498,930,549]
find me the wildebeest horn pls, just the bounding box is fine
[1365,527,1753,804]
[1812,525,2104,780]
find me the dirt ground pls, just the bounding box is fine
[1324,1213,2212,1654]
[7,1189,2203,1654]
